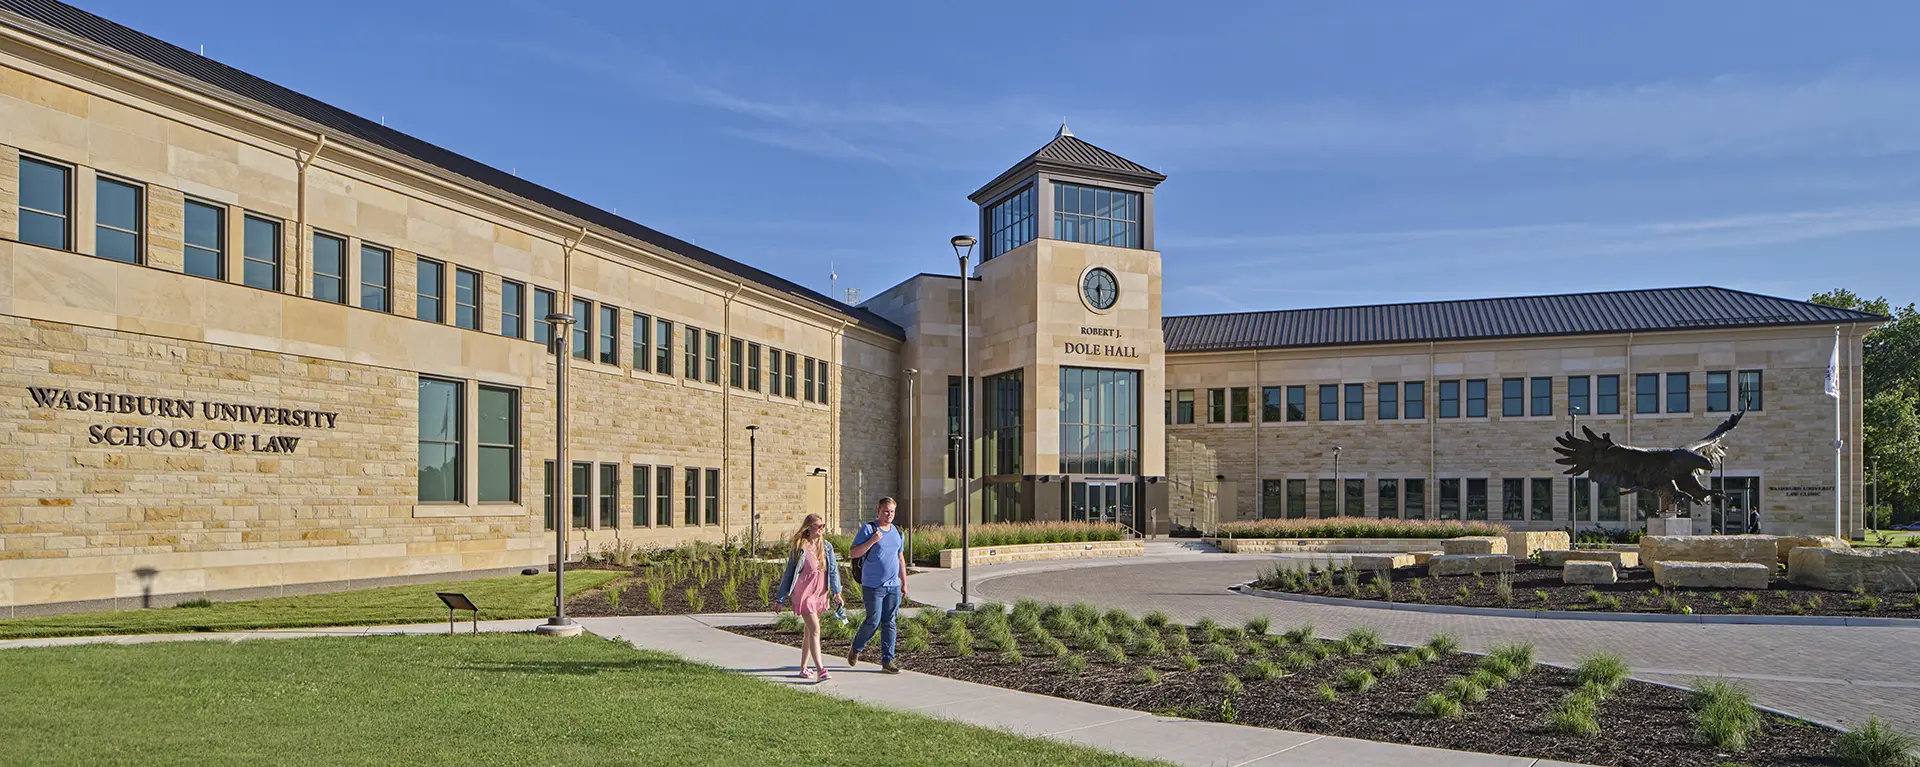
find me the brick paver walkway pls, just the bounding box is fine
[910,544,1920,734]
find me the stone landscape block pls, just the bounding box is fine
[1773,535,1850,566]
[1641,535,1776,576]
[1442,536,1509,556]
[1652,561,1771,589]
[1409,551,1440,565]
[1350,553,1416,571]
[1427,554,1515,577]
[1787,547,1920,593]
[1540,549,1640,569]
[1504,530,1571,559]
[1563,560,1618,585]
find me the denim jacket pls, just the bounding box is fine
[773,542,842,606]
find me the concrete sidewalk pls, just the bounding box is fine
[582,613,1595,767]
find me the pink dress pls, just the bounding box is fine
[789,547,830,616]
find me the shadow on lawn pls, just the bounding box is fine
[452,658,683,676]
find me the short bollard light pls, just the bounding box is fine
[436,592,479,635]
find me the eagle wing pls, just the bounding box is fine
[1553,426,1663,491]
[1682,411,1744,462]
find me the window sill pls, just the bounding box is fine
[413,503,527,518]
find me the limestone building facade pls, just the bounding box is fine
[0,1,1881,616]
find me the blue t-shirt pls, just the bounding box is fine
[853,523,904,588]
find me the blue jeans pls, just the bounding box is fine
[852,582,901,664]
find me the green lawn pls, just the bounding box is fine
[0,571,622,640]
[1854,530,1920,548]
[0,633,1162,766]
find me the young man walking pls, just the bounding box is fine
[848,496,909,673]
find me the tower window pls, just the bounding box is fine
[1053,182,1141,249]
[985,184,1036,260]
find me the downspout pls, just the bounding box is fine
[1251,349,1260,518]
[1428,341,1436,519]
[293,134,328,292]
[721,281,744,542]
[833,319,850,527]
[1625,332,1635,444]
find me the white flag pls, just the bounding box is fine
[1823,330,1840,399]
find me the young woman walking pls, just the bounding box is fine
[774,513,843,681]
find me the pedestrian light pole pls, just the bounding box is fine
[1332,445,1343,517]
[903,368,918,559]
[951,234,977,613]
[746,424,760,553]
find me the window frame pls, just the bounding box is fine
[242,214,281,291]
[817,359,829,404]
[1438,380,1460,418]
[1531,477,1554,521]
[1666,372,1690,413]
[1738,369,1764,411]
[501,280,526,339]
[685,325,701,380]
[632,314,652,372]
[1287,385,1307,422]
[655,319,675,376]
[454,268,481,330]
[632,465,651,527]
[359,243,392,313]
[1568,375,1591,416]
[1175,389,1194,424]
[1706,370,1731,413]
[416,257,445,323]
[1465,379,1488,418]
[703,331,721,385]
[1378,382,1398,420]
[1635,373,1659,414]
[783,351,798,398]
[1318,384,1339,421]
[312,232,347,304]
[1465,477,1489,520]
[1530,376,1552,417]
[1403,380,1425,419]
[1378,478,1400,519]
[477,384,518,504]
[1597,374,1621,415]
[684,467,701,525]
[1501,477,1525,521]
[1502,377,1525,418]
[1260,386,1283,422]
[704,467,720,525]
[655,466,674,526]
[1343,383,1364,422]
[599,462,620,529]
[93,174,144,264]
[531,287,556,346]
[1051,181,1143,249]
[17,155,73,251]
[598,304,618,365]
[571,297,593,361]
[417,377,464,504]
[182,198,225,280]
[1228,386,1249,423]
[747,342,762,391]
[1207,387,1226,424]
[730,338,745,389]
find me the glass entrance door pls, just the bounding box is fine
[1070,481,1135,529]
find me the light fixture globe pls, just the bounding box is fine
[950,234,977,251]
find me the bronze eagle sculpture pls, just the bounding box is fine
[1552,411,1744,513]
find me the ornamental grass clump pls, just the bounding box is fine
[1418,692,1464,719]
[1693,678,1762,753]
[1062,653,1087,676]
[1178,653,1202,672]
[1245,659,1283,681]
[946,623,975,658]
[1444,676,1489,703]
[1137,666,1162,685]
[1132,634,1168,658]
[1000,648,1025,666]
[603,582,625,610]
[1373,655,1402,678]
[901,633,930,653]
[1337,668,1377,693]
[1546,693,1602,738]
[1244,616,1271,636]
[1099,644,1128,665]
[1342,627,1383,653]
[774,613,803,633]
[1142,610,1170,628]
[756,573,773,607]
[646,581,666,612]
[1215,518,1509,540]
[1469,668,1507,690]
[685,588,704,613]
[1314,682,1338,702]
[1490,643,1536,676]
[906,521,1126,565]
[1834,716,1917,767]
[1068,601,1103,626]
[1203,643,1237,664]
[1218,672,1243,695]
[1042,636,1070,658]
[1495,573,1515,606]
[1166,630,1192,652]
[1283,623,1316,644]
[1238,640,1270,659]
[1576,652,1630,693]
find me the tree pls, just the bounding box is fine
[1813,289,1920,520]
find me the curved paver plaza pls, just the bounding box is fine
[909,542,1920,734]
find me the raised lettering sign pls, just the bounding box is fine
[25,386,336,454]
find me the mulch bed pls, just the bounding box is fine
[731,616,1845,767]
[1257,563,1920,619]
[562,561,932,617]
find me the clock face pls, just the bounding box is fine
[1082,268,1119,311]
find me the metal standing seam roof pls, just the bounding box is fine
[1162,286,1885,353]
[0,0,903,337]
[970,128,1166,202]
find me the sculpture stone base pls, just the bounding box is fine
[1648,515,1693,537]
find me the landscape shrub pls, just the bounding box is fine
[1693,678,1762,753]
[1336,668,1377,692]
[1418,692,1464,719]
[903,522,1126,564]
[1576,652,1630,692]
[1834,716,1917,767]
[1216,518,1508,540]
[1547,694,1602,738]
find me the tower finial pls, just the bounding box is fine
[1056,122,1072,138]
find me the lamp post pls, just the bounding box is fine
[746,424,760,553]
[903,368,918,559]
[1332,445,1343,518]
[536,310,581,637]
[951,234,977,613]
[1570,404,1584,531]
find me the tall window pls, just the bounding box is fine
[747,343,762,391]
[1319,384,1339,421]
[1059,368,1137,475]
[1378,478,1399,519]
[985,370,1023,475]
[1404,381,1424,419]
[685,326,701,379]
[1502,477,1525,520]
[532,287,555,345]
[243,215,280,290]
[1438,380,1460,418]
[805,357,819,402]
[18,156,71,250]
[1319,479,1337,519]
[730,339,745,388]
[632,465,651,527]
[477,385,517,503]
[183,200,224,279]
[769,348,783,395]
[1378,382,1399,420]
[313,233,346,303]
[94,177,143,264]
[1597,375,1620,415]
[1531,377,1552,416]
[571,462,590,529]
[655,466,673,526]
[783,351,798,398]
[1666,372,1689,413]
[1598,484,1622,521]
[1502,378,1525,417]
[1738,370,1764,411]
[1287,479,1306,519]
[1404,478,1425,519]
[417,258,445,322]
[1568,376,1591,416]
[704,468,720,525]
[418,378,462,502]
[1175,390,1194,424]
[704,332,721,384]
[360,244,391,312]
[1531,478,1553,521]
[571,298,592,360]
[1465,478,1489,520]
[1261,480,1284,519]
[599,463,619,528]
[1465,379,1488,418]
[1287,386,1307,422]
[817,360,830,404]
[1706,371,1731,412]
[1054,182,1142,249]
[543,461,555,531]
[1439,478,1461,520]
[986,184,1036,259]
[655,319,675,375]
[1345,478,1364,517]
[598,305,617,365]
[1635,373,1659,414]
[1207,388,1226,424]
[1230,387,1249,423]
[633,314,652,372]
[454,269,480,329]
[1261,386,1283,422]
[1344,383,1364,421]
[1165,390,1172,424]
[684,468,700,525]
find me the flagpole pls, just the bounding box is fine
[1831,326,1843,540]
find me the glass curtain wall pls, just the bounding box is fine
[1058,367,1139,476]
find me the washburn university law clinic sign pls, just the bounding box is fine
[25,386,340,453]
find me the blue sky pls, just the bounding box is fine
[86,0,1920,315]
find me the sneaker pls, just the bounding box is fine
[847,648,862,667]
[797,667,817,680]
[815,666,832,682]
[882,662,901,674]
